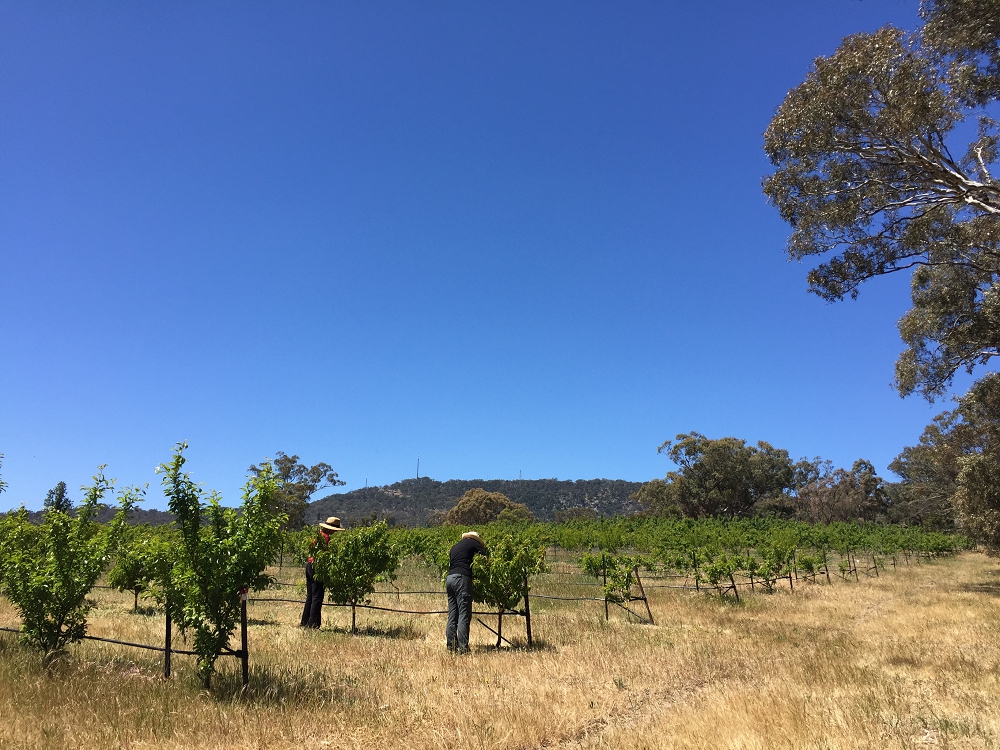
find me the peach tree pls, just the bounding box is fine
[159,443,285,687]
[0,468,139,658]
[313,520,401,632]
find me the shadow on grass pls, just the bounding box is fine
[959,581,1000,597]
[208,662,371,706]
[322,621,423,640]
[248,617,280,627]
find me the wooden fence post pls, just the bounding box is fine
[602,553,609,622]
[240,589,249,688]
[692,551,699,592]
[523,572,533,647]
[633,566,654,625]
[164,608,172,679]
[823,549,831,585]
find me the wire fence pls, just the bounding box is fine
[0,545,947,687]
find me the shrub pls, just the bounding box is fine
[0,468,139,658]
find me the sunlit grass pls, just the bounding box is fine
[0,553,997,748]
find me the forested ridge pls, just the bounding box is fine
[308,477,643,527]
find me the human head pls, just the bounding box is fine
[319,516,345,533]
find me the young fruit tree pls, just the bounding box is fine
[313,520,401,633]
[0,468,139,659]
[471,534,545,647]
[159,443,285,687]
[582,552,651,606]
[107,525,174,612]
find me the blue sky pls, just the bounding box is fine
[1,1,968,511]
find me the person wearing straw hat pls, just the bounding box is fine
[301,516,345,629]
[446,530,489,653]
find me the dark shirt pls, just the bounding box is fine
[448,537,489,577]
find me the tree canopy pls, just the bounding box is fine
[443,488,535,526]
[892,372,1000,548]
[763,2,1000,399]
[250,451,344,530]
[642,433,796,519]
[634,433,891,524]
[43,481,72,514]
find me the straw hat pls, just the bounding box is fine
[462,531,481,540]
[319,516,345,532]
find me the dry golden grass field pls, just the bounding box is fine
[1,551,998,750]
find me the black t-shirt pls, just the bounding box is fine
[448,537,488,577]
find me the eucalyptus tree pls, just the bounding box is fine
[249,451,344,530]
[763,0,1000,399]
[642,433,795,519]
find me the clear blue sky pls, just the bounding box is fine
[2,1,965,511]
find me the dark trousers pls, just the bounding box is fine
[301,561,324,628]
[446,573,473,652]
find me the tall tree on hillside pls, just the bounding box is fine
[43,481,72,514]
[640,433,795,519]
[795,459,890,524]
[763,1,1000,400]
[248,452,344,530]
[892,373,1000,547]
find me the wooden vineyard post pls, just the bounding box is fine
[240,588,249,688]
[351,601,357,634]
[792,552,798,581]
[692,551,699,592]
[872,553,879,578]
[602,553,609,622]
[164,608,172,679]
[823,550,831,585]
[788,567,793,592]
[853,553,859,582]
[496,607,504,649]
[632,566,654,625]
[523,572,533,647]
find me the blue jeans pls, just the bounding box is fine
[446,573,472,652]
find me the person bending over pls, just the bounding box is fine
[446,531,489,653]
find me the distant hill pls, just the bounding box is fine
[308,477,645,527]
[4,477,646,528]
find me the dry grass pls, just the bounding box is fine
[1,553,998,749]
